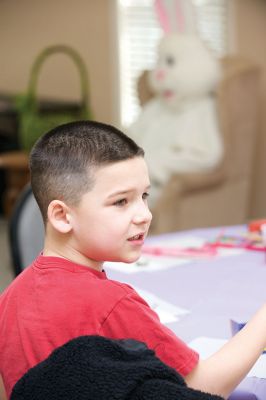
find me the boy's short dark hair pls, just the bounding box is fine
[30,120,144,222]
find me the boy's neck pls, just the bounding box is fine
[43,230,104,272]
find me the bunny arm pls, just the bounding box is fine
[127,96,224,187]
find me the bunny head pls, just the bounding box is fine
[148,0,222,108]
[148,33,221,108]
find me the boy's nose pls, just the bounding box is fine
[133,204,152,226]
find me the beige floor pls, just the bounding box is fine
[0,217,14,293]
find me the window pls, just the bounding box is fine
[116,0,228,127]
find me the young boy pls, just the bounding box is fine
[0,120,266,399]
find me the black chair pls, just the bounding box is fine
[9,183,44,276]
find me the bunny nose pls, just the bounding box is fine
[156,70,165,80]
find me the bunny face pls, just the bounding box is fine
[148,34,221,109]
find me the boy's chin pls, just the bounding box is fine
[106,251,142,264]
[119,254,142,264]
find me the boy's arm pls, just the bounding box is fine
[185,303,266,398]
[0,375,7,400]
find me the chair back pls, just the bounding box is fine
[217,56,260,181]
[9,184,44,275]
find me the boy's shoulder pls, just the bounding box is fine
[105,278,138,300]
[0,257,145,315]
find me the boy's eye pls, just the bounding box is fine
[113,198,127,207]
[142,192,149,200]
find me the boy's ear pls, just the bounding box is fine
[47,200,72,233]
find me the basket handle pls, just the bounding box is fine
[27,45,90,111]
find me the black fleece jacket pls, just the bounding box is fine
[11,335,224,400]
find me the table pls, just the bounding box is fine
[106,225,266,400]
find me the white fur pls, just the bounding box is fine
[127,33,224,206]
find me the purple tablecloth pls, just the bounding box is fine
[106,225,266,400]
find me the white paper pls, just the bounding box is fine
[189,336,266,379]
[155,236,206,248]
[248,355,266,379]
[134,286,190,324]
[189,337,227,359]
[105,255,189,274]
[217,248,245,257]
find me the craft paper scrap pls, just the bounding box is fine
[134,286,190,324]
[189,336,266,379]
[105,236,244,274]
[146,235,244,258]
[105,255,189,274]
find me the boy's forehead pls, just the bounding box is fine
[92,157,150,189]
[95,156,147,173]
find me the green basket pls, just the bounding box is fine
[15,44,93,152]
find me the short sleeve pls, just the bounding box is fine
[99,289,199,376]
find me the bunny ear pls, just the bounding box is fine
[154,0,197,34]
[178,0,197,34]
[154,0,177,33]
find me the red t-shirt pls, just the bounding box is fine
[0,255,198,397]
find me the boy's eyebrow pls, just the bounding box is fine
[107,185,151,199]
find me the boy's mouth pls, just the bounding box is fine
[128,233,145,241]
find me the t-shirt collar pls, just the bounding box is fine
[34,254,107,279]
